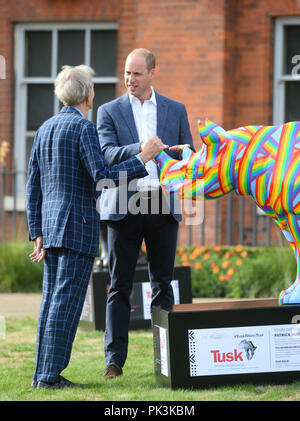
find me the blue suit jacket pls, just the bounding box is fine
[97,91,194,221]
[26,106,148,257]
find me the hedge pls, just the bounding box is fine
[0,242,297,299]
[0,242,43,292]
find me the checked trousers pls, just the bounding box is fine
[32,248,94,383]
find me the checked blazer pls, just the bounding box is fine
[26,106,148,257]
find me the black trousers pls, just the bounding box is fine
[104,190,179,368]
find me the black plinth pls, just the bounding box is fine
[80,265,192,331]
[152,299,300,389]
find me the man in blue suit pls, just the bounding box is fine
[26,64,166,389]
[97,48,194,379]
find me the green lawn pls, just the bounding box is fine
[1,318,300,402]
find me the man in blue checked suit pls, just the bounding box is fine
[97,48,194,379]
[26,64,166,390]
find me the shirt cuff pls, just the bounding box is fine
[135,154,145,165]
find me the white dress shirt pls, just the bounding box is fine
[129,88,160,191]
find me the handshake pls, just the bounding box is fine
[139,136,168,164]
[139,137,191,164]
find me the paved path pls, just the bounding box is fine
[0,293,271,319]
[0,293,42,319]
[0,294,225,319]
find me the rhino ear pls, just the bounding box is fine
[198,119,205,132]
[198,119,225,145]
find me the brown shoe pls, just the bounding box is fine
[104,364,123,380]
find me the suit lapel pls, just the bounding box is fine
[156,92,168,139]
[118,94,139,144]
[154,91,169,177]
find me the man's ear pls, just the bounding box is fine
[86,90,94,108]
[149,67,155,80]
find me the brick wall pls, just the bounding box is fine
[0,0,13,169]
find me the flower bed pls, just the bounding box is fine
[175,245,296,299]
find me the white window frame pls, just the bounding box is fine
[13,22,119,201]
[273,17,300,125]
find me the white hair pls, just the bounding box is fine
[54,65,95,106]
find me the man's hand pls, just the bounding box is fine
[169,144,191,154]
[30,236,46,263]
[139,136,169,163]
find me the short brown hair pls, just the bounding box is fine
[145,51,156,71]
[128,48,156,71]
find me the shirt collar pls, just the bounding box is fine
[129,87,156,106]
[70,106,85,117]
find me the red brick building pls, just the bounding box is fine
[0,0,299,246]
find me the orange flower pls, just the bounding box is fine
[235,244,243,252]
[236,259,243,266]
[0,140,9,165]
[224,251,231,258]
[240,251,248,258]
[212,266,219,274]
[193,247,202,257]
[219,275,226,281]
[227,267,235,276]
[195,262,202,270]
[222,260,230,269]
[203,252,210,260]
[213,246,221,252]
[177,247,184,256]
[190,248,202,260]
[181,253,189,266]
[224,274,231,281]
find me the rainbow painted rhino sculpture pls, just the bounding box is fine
[155,119,300,305]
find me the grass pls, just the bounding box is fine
[1,318,300,402]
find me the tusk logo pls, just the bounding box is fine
[291,315,300,324]
[238,340,257,360]
[210,349,243,363]
[211,340,257,363]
